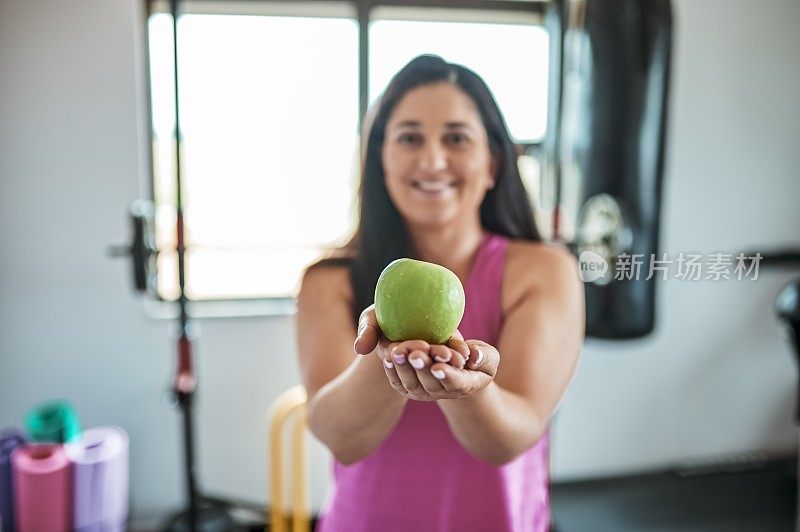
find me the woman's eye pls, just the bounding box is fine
[447,133,469,145]
[398,133,421,145]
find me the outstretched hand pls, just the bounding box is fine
[354,305,499,401]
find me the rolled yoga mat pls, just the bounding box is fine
[12,444,73,532]
[0,428,26,532]
[65,426,129,532]
[25,399,81,443]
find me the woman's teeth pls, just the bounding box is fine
[414,181,453,192]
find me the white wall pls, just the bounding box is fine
[1,0,799,523]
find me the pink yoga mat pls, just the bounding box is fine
[12,443,73,532]
[65,426,129,532]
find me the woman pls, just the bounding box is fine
[296,55,584,532]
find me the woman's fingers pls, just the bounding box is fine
[430,344,466,369]
[449,348,467,369]
[407,349,446,395]
[390,347,426,395]
[430,362,492,395]
[466,341,499,375]
[354,305,380,355]
[382,342,427,394]
[398,339,431,353]
[429,362,473,392]
[382,353,405,393]
[382,339,500,399]
[430,344,451,364]
[429,341,499,394]
[446,330,470,360]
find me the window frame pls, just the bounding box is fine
[141,0,549,316]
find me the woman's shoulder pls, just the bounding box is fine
[502,239,579,312]
[505,239,576,269]
[299,259,353,305]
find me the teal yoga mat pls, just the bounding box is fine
[25,399,80,443]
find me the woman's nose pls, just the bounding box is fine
[418,142,448,173]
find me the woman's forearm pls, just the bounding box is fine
[437,381,545,465]
[307,353,408,464]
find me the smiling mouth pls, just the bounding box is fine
[412,180,456,192]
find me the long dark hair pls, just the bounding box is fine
[308,54,541,327]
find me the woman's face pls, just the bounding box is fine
[381,82,496,231]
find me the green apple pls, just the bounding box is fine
[374,258,465,344]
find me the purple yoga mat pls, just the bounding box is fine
[64,426,129,532]
[0,428,26,532]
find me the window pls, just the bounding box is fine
[145,1,549,306]
[368,9,548,142]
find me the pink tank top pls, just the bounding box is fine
[316,231,551,532]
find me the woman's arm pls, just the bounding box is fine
[437,245,585,465]
[296,265,407,464]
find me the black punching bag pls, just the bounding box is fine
[553,0,673,339]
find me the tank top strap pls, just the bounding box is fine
[459,231,510,344]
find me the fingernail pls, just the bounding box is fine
[434,355,449,363]
[409,357,425,369]
[392,353,406,365]
[432,369,446,380]
[474,348,484,366]
[384,359,394,369]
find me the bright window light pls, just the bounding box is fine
[148,13,359,300]
[369,18,549,142]
[146,8,549,303]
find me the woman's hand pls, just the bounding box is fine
[354,305,497,401]
[384,339,499,401]
[354,304,469,367]
[353,304,467,364]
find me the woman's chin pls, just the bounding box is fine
[403,214,460,231]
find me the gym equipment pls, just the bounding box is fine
[107,200,158,295]
[738,249,800,422]
[268,385,310,532]
[160,3,234,529]
[64,426,130,532]
[544,0,673,339]
[778,278,800,431]
[0,429,26,532]
[739,247,800,530]
[12,444,73,532]
[779,278,800,532]
[109,0,236,529]
[25,399,81,444]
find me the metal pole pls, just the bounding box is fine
[169,0,199,529]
